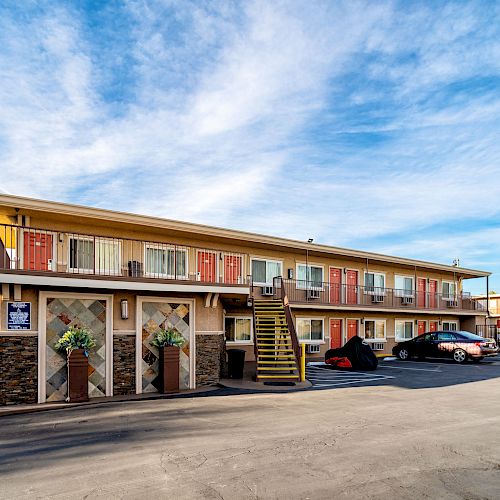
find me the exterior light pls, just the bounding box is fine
[120,299,129,320]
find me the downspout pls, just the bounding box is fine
[486,275,490,319]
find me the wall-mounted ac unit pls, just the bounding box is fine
[370,342,385,351]
[306,344,321,354]
[401,296,413,305]
[372,295,384,303]
[306,289,321,299]
[261,286,274,296]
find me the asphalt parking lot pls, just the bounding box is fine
[307,355,500,390]
[2,357,500,499]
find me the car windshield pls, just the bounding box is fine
[454,330,485,341]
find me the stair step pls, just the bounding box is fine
[257,345,293,348]
[258,356,296,360]
[258,361,297,365]
[257,375,300,379]
[257,366,298,371]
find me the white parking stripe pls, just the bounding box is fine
[379,365,440,372]
[306,365,393,388]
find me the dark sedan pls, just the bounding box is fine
[392,330,498,363]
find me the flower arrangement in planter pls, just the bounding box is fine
[55,326,96,403]
[151,328,186,393]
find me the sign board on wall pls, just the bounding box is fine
[7,302,32,330]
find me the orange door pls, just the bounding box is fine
[330,319,342,349]
[346,270,358,305]
[329,267,341,304]
[223,255,242,284]
[347,319,358,340]
[429,321,438,332]
[417,278,426,308]
[417,321,426,336]
[428,280,437,308]
[23,232,53,271]
[197,251,217,282]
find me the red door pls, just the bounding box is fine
[417,321,426,336]
[346,270,358,305]
[329,267,341,304]
[417,278,426,308]
[330,319,342,349]
[347,319,358,340]
[197,251,217,282]
[429,321,438,332]
[223,255,242,284]
[428,280,437,308]
[23,232,53,271]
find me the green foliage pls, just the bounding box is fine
[55,326,96,356]
[151,328,185,348]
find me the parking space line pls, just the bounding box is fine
[379,365,440,372]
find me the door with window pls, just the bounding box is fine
[197,250,217,282]
[429,321,438,332]
[417,320,427,336]
[346,319,358,340]
[330,319,342,349]
[417,278,426,308]
[223,255,242,284]
[346,270,358,305]
[329,267,342,304]
[24,232,53,271]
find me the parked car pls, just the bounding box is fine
[392,330,498,363]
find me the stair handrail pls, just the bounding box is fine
[276,276,302,366]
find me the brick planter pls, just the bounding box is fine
[158,346,180,393]
[68,349,89,402]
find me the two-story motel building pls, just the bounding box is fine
[0,194,489,405]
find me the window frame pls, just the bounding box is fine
[395,319,414,342]
[363,319,387,341]
[143,243,188,279]
[394,275,415,298]
[295,317,325,344]
[442,321,458,331]
[68,235,122,275]
[363,271,386,295]
[250,257,283,286]
[224,315,253,345]
[296,263,325,290]
[442,280,457,300]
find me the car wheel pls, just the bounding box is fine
[398,348,410,361]
[472,357,484,363]
[453,348,467,364]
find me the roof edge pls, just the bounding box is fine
[0,194,491,278]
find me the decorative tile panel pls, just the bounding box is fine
[45,298,107,402]
[141,301,191,392]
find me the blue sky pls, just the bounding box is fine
[1,1,499,293]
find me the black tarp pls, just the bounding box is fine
[325,335,378,371]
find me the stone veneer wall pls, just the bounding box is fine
[196,334,226,386]
[0,336,38,405]
[113,336,136,395]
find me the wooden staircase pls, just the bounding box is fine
[253,299,300,382]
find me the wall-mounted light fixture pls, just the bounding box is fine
[360,318,364,324]
[438,317,442,325]
[247,297,253,308]
[288,268,294,279]
[415,319,419,325]
[120,299,129,320]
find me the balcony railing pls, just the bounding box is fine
[273,278,484,312]
[0,223,250,286]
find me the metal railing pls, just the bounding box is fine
[476,325,499,340]
[278,278,483,312]
[0,223,250,286]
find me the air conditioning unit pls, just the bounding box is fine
[401,296,413,305]
[370,342,385,351]
[306,289,321,299]
[261,286,274,296]
[372,295,384,303]
[306,344,321,354]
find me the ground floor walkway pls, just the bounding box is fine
[2,365,500,499]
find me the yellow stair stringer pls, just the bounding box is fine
[253,299,299,382]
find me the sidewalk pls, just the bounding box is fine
[0,386,220,418]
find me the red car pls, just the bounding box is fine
[392,330,498,363]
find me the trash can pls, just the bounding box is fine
[227,349,246,379]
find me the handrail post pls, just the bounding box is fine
[300,342,306,382]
